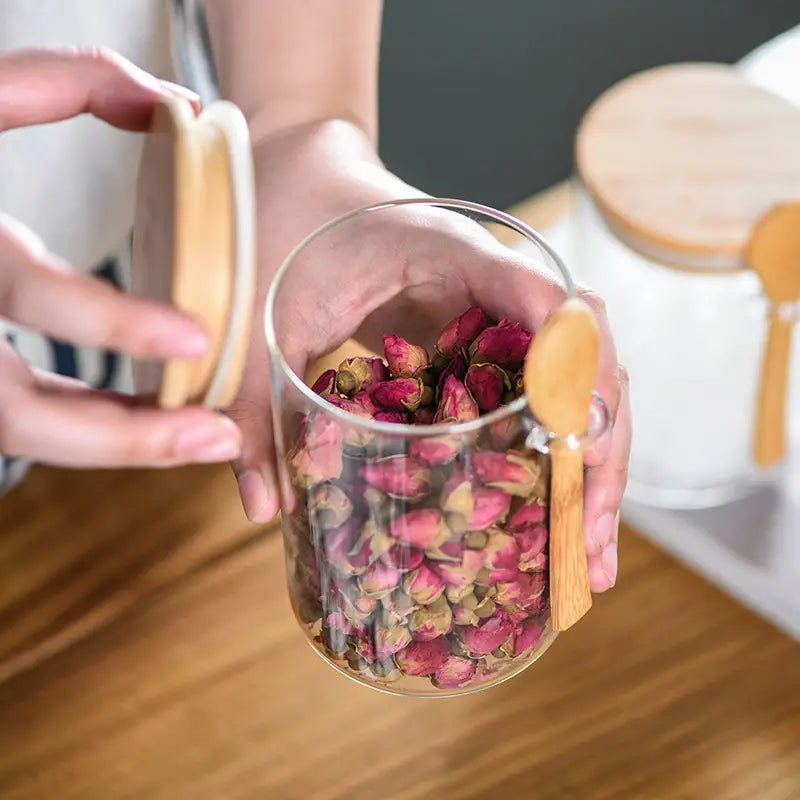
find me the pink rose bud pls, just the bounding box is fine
[374,411,408,424]
[409,596,453,641]
[358,560,403,599]
[394,636,451,677]
[458,610,514,657]
[477,531,520,584]
[436,352,468,397]
[352,390,379,416]
[374,624,413,661]
[324,519,368,576]
[347,520,393,568]
[452,604,480,626]
[494,572,546,609]
[381,590,416,624]
[336,579,378,626]
[472,451,541,497]
[508,499,548,531]
[370,378,423,412]
[291,414,343,487]
[465,362,507,412]
[441,478,474,518]
[383,334,429,378]
[433,655,478,689]
[467,488,511,531]
[388,508,448,549]
[425,539,464,562]
[336,357,388,396]
[488,416,518,450]
[412,407,436,425]
[360,456,430,499]
[310,369,337,397]
[379,543,425,573]
[435,375,479,423]
[403,563,446,605]
[511,618,545,657]
[514,525,548,572]
[325,394,373,419]
[468,318,532,370]
[310,483,353,529]
[326,611,354,637]
[408,436,460,466]
[436,306,489,358]
[430,548,485,590]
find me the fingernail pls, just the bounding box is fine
[173,417,241,462]
[237,469,273,522]
[600,543,618,588]
[160,80,202,113]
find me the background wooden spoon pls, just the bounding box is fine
[747,203,800,468]
[524,298,600,631]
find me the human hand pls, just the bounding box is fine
[229,121,629,592]
[0,47,242,468]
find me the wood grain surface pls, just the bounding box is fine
[0,185,798,799]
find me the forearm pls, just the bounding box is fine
[204,0,382,145]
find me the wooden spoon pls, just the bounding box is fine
[747,203,800,468]
[523,298,600,631]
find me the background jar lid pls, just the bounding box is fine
[575,62,800,272]
[131,97,255,408]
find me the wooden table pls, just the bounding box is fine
[1,187,798,800]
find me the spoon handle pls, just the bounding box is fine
[754,307,794,467]
[549,446,592,631]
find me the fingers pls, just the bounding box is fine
[583,366,631,592]
[0,213,209,358]
[0,344,242,469]
[0,46,199,132]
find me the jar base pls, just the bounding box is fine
[624,476,759,510]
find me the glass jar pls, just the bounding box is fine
[265,198,608,697]
[568,62,800,509]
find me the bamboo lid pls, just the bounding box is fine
[576,63,800,271]
[131,97,255,408]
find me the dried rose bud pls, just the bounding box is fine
[374,411,408,424]
[374,623,413,660]
[291,414,343,488]
[420,385,435,407]
[508,499,547,531]
[345,647,370,673]
[388,508,448,549]
[325,394,373,419]
[452,604,480,626]
[326,611,354,637]
[379,543,425,573]
[430,548,485,591]
[310,483,353,529]
[425,539,463,562]
[514,525,548,572]
[370,658,403,682]
[458,610,514,657]
[511,618,545,657]
[446,583,475,604]
[465,362,507,412]
[370,378,423,412]
[488,416,518,450]
[474,596,496,619]
[435,375,479,423]
[323,519,365,575]
[394,637,451,677]
[310,369,337,397]
[409,596,453,641]
[433,656,478,689]
[476,531,520,584]
[441,479,474,518]
[467,488,511,531]
[409,436,460,467]
[472,451,541,497]
[360,456,430,499]
[347,520,393,567]
[436,306,489,358]
[337,580,378,626]
[336,357,388,396]
[363,486,390,520]
[381,590,416,625]
[412,407,436,425]
[514,372,525,397]
[468,318,532,370]
[436,352,468,398]
[403,563,445,605]
[351,390,379,416]
[383,334,429,378]
[494,572,546,610]
[358,561,402,599]
[464,531,488,549]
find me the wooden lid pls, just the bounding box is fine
[131,98,255,408]
[576,63,800,270]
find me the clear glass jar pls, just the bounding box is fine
[265,198,608,697]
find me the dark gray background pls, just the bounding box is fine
[378,1,799,208]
